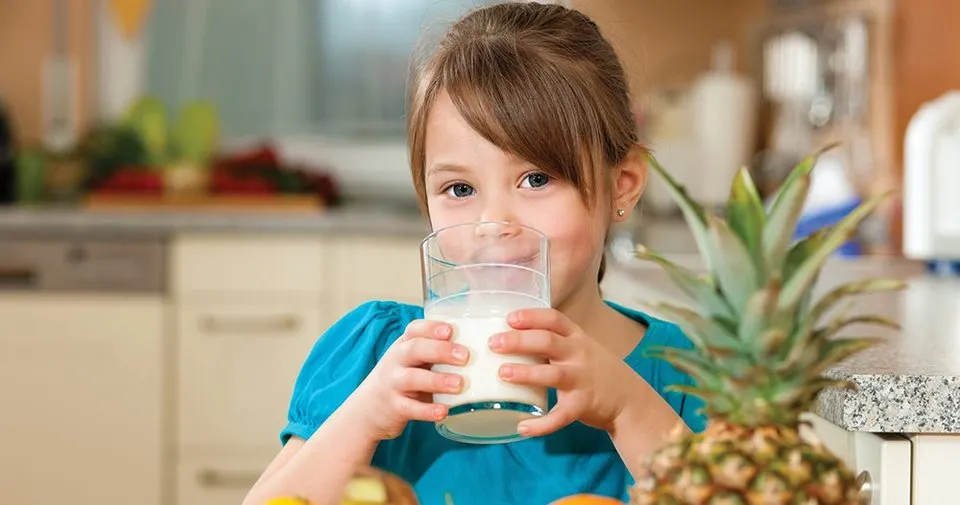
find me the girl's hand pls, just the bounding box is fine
[489,308,641,437]
[352,319,469,441]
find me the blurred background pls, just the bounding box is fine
[0,0,958,504]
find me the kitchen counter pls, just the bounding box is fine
[604,255,960,434]
[0,202,432,238]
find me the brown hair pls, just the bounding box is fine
[407,2,638,282]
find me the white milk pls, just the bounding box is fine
[427,292,549,442]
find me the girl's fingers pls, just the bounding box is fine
[518,405,577,437]
[396,337,469,367]
[489,329,568,359]
[391,367,463,394]
[391,395,448,423]
[498,363,572,388]
[506,308,577,336]
[402,319,454,341]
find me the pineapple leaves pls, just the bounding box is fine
[738,276,782,351]
[808,278,907,326]
[645,347,726,390]
[783,227,829,283]
[767,141,839,213]
[779,189,895,313]
[813,314,901,342]
[634,246,735,320]
[638,143,905,425]
[774,377,855,407]
[762,171,810,273]
[706,213,759,313]
[663,385,739,413]
[727,167,767,270]
[645,153,717,273]
[647,301,745,353]
[808,337,883,375]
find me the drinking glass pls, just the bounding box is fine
[420,221,550,444]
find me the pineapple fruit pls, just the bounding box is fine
[630,145,905,505]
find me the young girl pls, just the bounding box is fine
[244,3,705,505]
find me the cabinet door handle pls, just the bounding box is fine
[856,470,873,505]
[199,314,302,334]
[196,468,261,489]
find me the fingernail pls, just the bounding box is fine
[436,325,451,338]
[489,334,503,349]
[517,423,531,435]
[452,345,468,362]
[434,406,446,420]
[444,375,462,389]
[507,312,522,324]
[499,365,514,378]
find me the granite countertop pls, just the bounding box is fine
[606,256,960,435]
[0,201,432,238]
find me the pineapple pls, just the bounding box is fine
[630,144,905,505]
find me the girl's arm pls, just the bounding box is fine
[242,398,379,505]
[607,380,691,480]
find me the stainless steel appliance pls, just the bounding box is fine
[0,235,167,293]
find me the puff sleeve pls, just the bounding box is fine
[279,300,411,445]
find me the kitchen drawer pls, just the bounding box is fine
[802,413,912,505]
[177,457,269,505]
[172,234,325,296]
[911,434,960,504]
[333,236,423,302]
[177,302,331,453]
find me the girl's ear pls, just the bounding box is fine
[611,143,648,221]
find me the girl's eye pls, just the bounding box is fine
[521,172,551,189]
[445,183,475,199]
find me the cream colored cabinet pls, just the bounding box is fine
[803,414,912,505]
[171,234,334,505]
[909,434,960,504]
[175,302,327,457]
[330,235,425,314]
[176,456,271,505]
[0,293,165,505]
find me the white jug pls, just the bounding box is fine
[902,90,960,268]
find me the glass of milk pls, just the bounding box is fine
[421,221,550,444]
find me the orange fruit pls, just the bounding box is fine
[549,494,624,505]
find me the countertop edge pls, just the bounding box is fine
[815,371,960,434]
[0,206,432,238]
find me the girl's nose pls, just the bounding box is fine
[479,198,516,228]
[474,221,522,240]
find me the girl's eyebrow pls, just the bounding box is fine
[427,163,472,176]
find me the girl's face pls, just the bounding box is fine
[422,91,616,307]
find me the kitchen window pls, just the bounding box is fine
[143,0,506,141]
[128,0,565,198]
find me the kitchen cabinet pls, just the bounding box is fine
[0,292,165,505]
[176,457,268,505]
[169,232,425,505]
[803,413,911,505]
[330,235,424,314]
[170,234,326,299]
[175,301,329,458]
[171,234,334,505]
